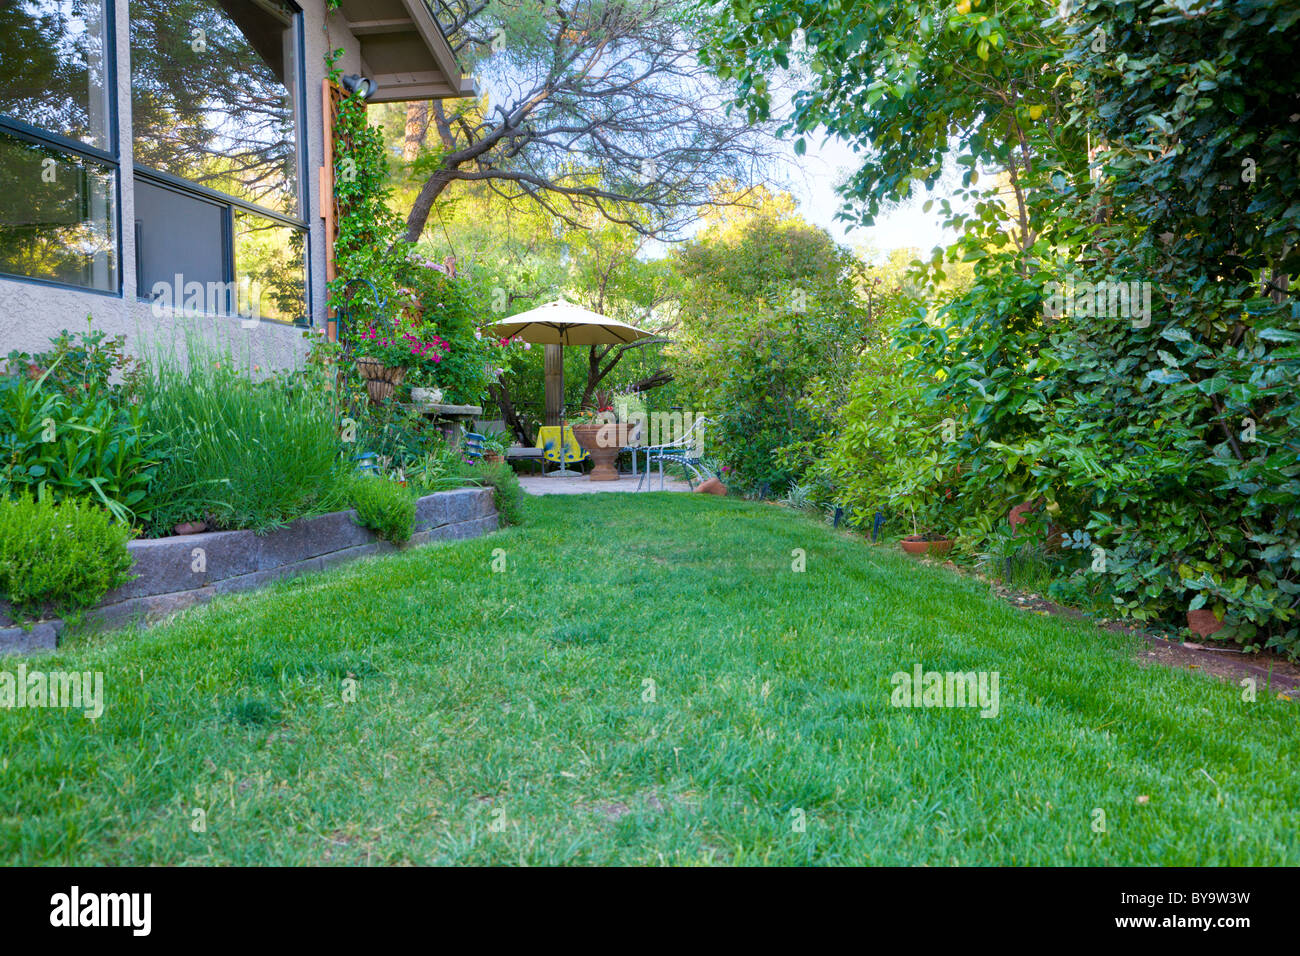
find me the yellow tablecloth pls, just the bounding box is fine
[536,425,589,465]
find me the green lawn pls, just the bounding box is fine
[2,493,1296,865]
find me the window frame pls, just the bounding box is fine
[0,0,122,297]
[129,0,312,326]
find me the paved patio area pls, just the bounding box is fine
[519,471,693,495]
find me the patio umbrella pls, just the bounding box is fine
[486,298,652,477]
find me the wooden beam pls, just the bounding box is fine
[347,17,416,35]
[398,0,467,94]
[321,79,340,342]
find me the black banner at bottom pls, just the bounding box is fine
[0,865,1284,943]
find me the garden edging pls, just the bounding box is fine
[0,487,498,653]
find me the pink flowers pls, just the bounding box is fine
[359,323,450,365]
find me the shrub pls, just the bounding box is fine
[347,476,416,544]
[454,460,527,527]
[4,315,142,398]
[0,364,160,525]
[0,494,134,621]
[349,398,447,473]
[136,335,348,536]
[817,319,953,536]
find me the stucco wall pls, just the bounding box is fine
[0,0,366,368]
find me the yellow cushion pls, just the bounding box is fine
[535,425,589,464]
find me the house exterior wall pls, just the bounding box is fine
[0,0,367,368]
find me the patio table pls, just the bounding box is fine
[403,402,483,448]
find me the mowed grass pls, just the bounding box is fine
[1,493,1296,865]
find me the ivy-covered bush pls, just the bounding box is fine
[1019,0,1300,655]
[328,73,496,409]
[705,0,1300,656]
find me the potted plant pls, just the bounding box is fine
[351,318,448,405]
[891,468,954,557]
[481,428,510,464]
[571,389,636,481]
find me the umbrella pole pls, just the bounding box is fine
[549,331,581,477]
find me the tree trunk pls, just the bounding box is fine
[404,170,455,243]
[488,381,533,446]
[403,102,430,163]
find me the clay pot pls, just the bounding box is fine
[1008,501,1037,531]
[572,422,635,481]
[901,535,953,557]
[484,452,504,465]
[1008,500,1064,551]
[1187,607,1225,638]
[356,358,406,405]
[695,476,726,495]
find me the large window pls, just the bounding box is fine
[0,0,118,293]
[0,0,112,150]
[130,0,301,216]
[130,0,307,323]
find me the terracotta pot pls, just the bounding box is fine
[356,358,406,405]
[695,476,726,495]
[1008,500,1064,552]
[484,452,504,465]
[901,535,953,557]
[572,422,635,481]
[1187,607,1225,638]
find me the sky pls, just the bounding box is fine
[781,132,958,261]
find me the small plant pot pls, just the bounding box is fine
[695,477,726,495]
[483,452,504,465]
[1008,500,1064,552]
[356,358,406,405]
[901,535,953,557]
[1187,607,1225,638]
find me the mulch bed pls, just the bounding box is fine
[980,574,1300,697]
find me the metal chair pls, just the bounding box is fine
[637,416,710,491]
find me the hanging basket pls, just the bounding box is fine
[356,357,406,404]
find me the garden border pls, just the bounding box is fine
[0,487,498,653]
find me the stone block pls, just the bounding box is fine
[256,511,370,570]
[0,621,61,655]
[106,530,259,602]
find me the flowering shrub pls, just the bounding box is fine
[351,317,450,371]
[399,260,504,405]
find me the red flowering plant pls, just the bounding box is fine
[350,312,449,371]
[575,388,617,425]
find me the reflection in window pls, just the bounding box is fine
[130,0,300,216]
[234,209,305,324]
[0,130,117,291]
[0,0,111,151]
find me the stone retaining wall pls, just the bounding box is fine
[0,487,498,654]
